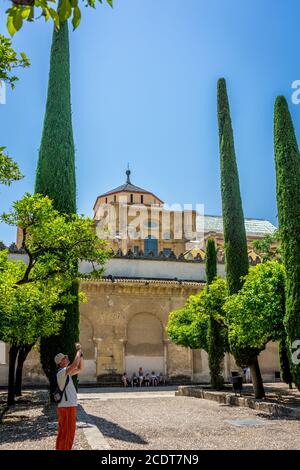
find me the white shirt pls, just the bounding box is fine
[57,367,77,408]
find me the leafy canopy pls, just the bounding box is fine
[6,0,113,36]
[0,250,66,345]
[1,192,111,285]
[0,34,29,87]
[224,261,285,352]
[252,231,281,262]
[0,149,23,186]
[0,193,111,345]
[167,278,228,352]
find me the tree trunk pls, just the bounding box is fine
[15,344,34,397]
[250,357,265,399]
[7,345,19,406]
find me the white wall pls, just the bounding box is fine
[80,258,226,282]
[0,341,6,365]
[9,253,226,282]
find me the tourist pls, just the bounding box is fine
[144,373,150,386]
[130,372,139,387]
[157,372,165,385]
[54,342,84,451]
[138,367,144,386]
[150,371,158,386]
[121,372,128,387]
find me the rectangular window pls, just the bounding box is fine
[114,195,117,202]
[130,194,133,203]
[0,341,6,365]
[141,195,144,204]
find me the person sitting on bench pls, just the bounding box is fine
[138,367,144,387]
[130,372,139,387]
[121,372,128,387]
[144,373,150,386]
[150,371,158,386]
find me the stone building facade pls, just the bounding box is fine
[0,171,280,386]
[78,278,279,384]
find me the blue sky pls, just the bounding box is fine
[1,0,300,244]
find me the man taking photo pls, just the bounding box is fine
[54,342,84,450]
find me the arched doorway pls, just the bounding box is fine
[125,313,164,375]
[144,235,158,256]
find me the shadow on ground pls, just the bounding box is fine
[0,403,56,444]
[77,405,147,445]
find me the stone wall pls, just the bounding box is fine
[79,278,203,384]
[0,278,281,387]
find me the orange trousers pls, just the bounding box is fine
[56,406,77,450]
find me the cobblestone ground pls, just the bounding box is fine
[1,387,300,450]
[79,389,300,450]
[0,391,90,450]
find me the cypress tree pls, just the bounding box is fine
[274,96,300,389]
[205,238,217,285]
[217,78,265,398]
[206,239,224,389]
[279,335,293,389]
[36,16,79,394]
[217,78,249,294]
[35,18,76,212]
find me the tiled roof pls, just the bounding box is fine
[96,169,164,205]
[203,215,277,236]
[100,182,151,197]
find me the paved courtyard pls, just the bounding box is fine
[79,387,300,450]
[1,387,300,450]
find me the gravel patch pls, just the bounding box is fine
[81,393,300,450]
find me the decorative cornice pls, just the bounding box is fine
[80,278,204,296]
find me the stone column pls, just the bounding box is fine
[163,340,169,376]
[118,339,126,373]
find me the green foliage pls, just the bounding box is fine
[205,239,217,285]
[0,149,23,186]
[1,193,109,284]
[35,19,76,214]
[274,96,300,389]
[34,17,80,388]
[279,335,293,387]
[6,0,113,36]
[0,34,29,87]
[205,241,225,389]
[167,305,208,351]
[224,261,285,358]
[0,192,109,366]
[208,316,224,389]
[0,250,66,346]
[167,278,228,354]
[217,78,249,294]
[252,232,281,262]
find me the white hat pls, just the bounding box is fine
[54,353,66,365]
